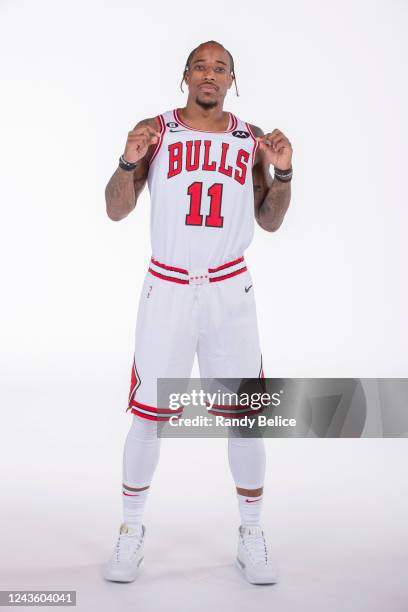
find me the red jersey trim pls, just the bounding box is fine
[147,256,246,284]
[246,122,259,168]
[128,355,141,406]
[151,257,189,275]
[130,409,180,422]
[208,256,244,273]
[174,108,237,134]
[148,268,189,284]
[129,399,183,414]
[209,266,247,283]
[149,114,166,166]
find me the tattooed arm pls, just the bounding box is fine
[105,117,160,221]
[250,124,292,232]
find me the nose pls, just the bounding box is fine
[203,66,216,80]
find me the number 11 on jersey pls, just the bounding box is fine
[185,181,224,228]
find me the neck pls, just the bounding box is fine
[180,98,227,128]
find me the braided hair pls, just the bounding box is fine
[180,40,239,96]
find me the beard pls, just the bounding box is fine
[195,95,218,110]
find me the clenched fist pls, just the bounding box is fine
[123,121,161,164]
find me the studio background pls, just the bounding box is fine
[1,1,407,610]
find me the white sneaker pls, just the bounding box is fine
[103,523,145,582]
[236,525,279,584]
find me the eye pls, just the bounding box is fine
[216,67,226,72]
[194,65,205,70]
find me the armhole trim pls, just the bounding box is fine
[229,113,238,132]
[246,122,259,168]
[149,115,166,166]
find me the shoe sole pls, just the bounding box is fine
[103,557,144,583]
[235,558,279,585]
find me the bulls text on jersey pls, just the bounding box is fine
[167,140,250,185]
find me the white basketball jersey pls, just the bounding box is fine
[147,108,259,269]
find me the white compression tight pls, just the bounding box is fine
[122,416,163,489]
[227,428,266,490]
[122,416,163,527]
[122,416,266,491]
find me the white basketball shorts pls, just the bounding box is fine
[126,256,265,421]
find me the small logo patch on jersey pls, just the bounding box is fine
[245,285,252,293]
[166,121,179,128]
[169,129,187,132]
[232,130,250,139]
[147,285,153,299]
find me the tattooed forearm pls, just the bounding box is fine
[105,167,137,221]
[256,179,291,232]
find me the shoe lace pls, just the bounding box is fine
[115,532,143,562]
[243,531,268,565]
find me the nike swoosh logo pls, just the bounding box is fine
[245,498,260,503]
[245,285,252,293]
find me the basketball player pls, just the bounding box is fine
[103,40,292,585]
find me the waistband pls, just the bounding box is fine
[148,256,247,285]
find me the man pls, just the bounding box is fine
[103,40,293,585]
